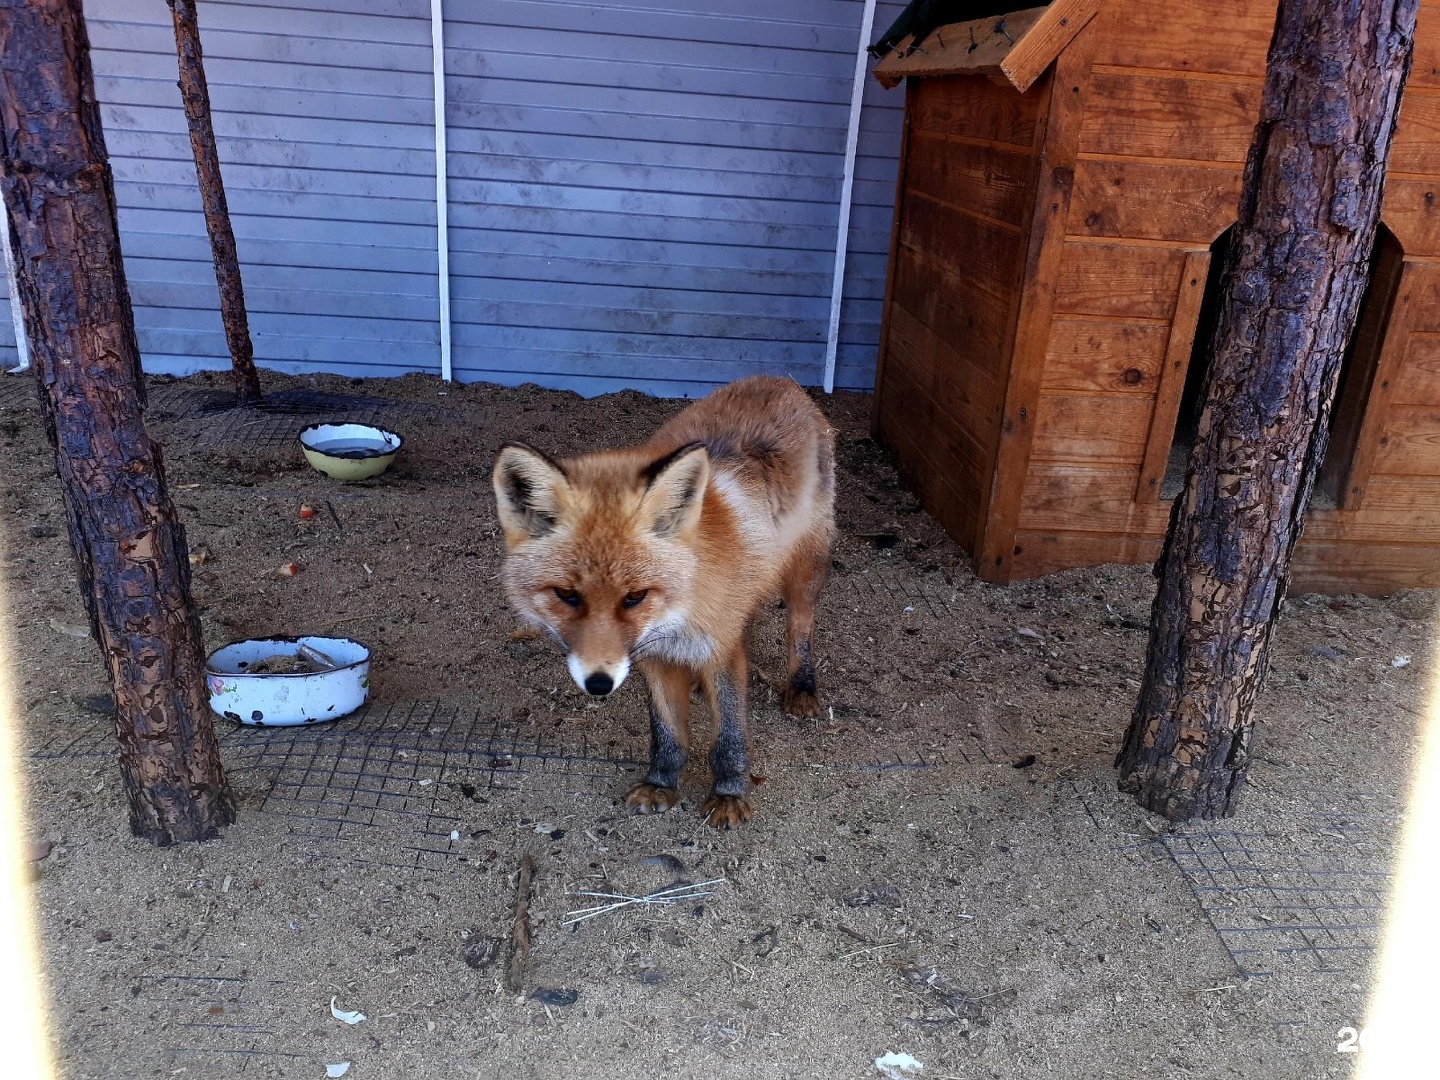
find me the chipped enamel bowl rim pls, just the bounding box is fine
[297,422,403,481]
[205,635,371,727]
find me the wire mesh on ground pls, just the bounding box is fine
[226,701,646,873]
[1069,776,1396,978]
[32,696,967,894]
[834,562,969,619]
[145,384,458,455]
[32,698,961,1073]
[0,375,459,455]
[34,703,1396,981]
[139,961,299,1072]
[1164,827,1390,977]
[0,371,34,408]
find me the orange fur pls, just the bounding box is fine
[492,376,835,827]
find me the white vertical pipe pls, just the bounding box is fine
[823,0,878,394]
[430,0,453,382]
[0,199,29,373]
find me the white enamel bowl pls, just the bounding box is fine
[298,423,403,481]
[205,636,370,727]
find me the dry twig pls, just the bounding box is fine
[562,878,723,926]
[506,854,535,993]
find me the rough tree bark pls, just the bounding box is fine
[167,0,261,404]
[1116,0,1420,821]
[0,0,236,843]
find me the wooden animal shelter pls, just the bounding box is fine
[869,0,1440,594]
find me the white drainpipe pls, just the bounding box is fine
[430,0,453,382]
[1,200,30,373]
[823,0,878,394]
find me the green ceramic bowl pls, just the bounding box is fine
[298,423,403,481]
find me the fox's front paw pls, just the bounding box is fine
[626,782,681,815]
[700,793,754,829]
[783,686,820,718]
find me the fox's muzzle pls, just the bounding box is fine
[566,654,630,697]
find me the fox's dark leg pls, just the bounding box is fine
[781,532,829,718]
[700,649,753,829]
[626,662,691,814]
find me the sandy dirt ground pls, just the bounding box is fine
[1,369,1433,1079]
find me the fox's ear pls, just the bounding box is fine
[492,443,568,543]
[639,442,709,539]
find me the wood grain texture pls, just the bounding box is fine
[1090,0,1277,77]
[1291,540,1440,593]
[1404,260,1440,331]
[977,26,1099,580]
[1364,473,1440,510]
[1080,70,1262,163]
[875,321,936,443]
[864,6,1048,91]
[890,242,1016,379]
[1380,177,1440,256]
[1042,317,1171,393]
[1372,405,1440,474]
[907,72,1043,147]
[1390,87,1440,173]
[1344,261,1424,506]
[899,192,1026,289]
[876,0,1440,596]
[929,404,995,522]
[1071,158,1244,244]
[875,66,998,552]
[1136,250,1211,500]
[1018,478,1440,548]
[1019,463,1170,533]
[879,249,1009,554]
[885,304,1004,480]
[1053,240,1188,318]
[1303,504,1440,542]
[1392,331,1440,403]
[1001,0,1103,93]
[877,371,984,548]
[904,129,1036,225]
[1409,0,1440,89]
[1031,390,1156,463]
[1013,529,1440,593]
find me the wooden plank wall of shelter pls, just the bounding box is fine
[1008,0,1261,580]
[872,72,1047,553]
[1007,0,1440,593]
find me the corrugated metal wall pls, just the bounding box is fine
[441,0,905,395]
[0,0,905,396]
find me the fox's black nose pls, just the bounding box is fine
[584,672,614,696]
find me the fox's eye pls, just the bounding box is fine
[623,590,648,608]
[554,587,581,607]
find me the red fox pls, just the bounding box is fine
[492,376,835,828]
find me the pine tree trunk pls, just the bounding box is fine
[1117,0,1420,821]
[167,0,261,404]
[0,0,236,844]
